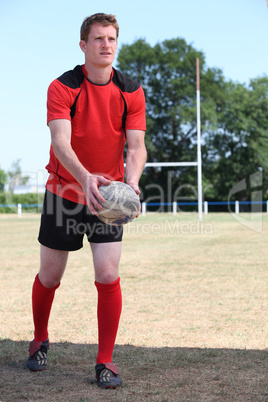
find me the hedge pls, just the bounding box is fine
[0,192,44,213]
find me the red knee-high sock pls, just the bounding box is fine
[95,277,122,364]
[32,274,60,342]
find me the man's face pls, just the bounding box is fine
[80,23,117,68]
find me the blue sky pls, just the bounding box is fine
[0,0,267,177]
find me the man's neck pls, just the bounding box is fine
[84,63,113,85]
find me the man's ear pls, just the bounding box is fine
[79,40,87,53]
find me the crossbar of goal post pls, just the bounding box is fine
[142,58,203,220]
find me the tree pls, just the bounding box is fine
[204,77,268,201]
[117,38,227,205]
[118,39,268,205]
[0,168,7,192]
[7,159,29,193]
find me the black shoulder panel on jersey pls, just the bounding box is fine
[112,68,140,93]
[57,65,85,89]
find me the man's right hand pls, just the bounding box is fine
[81,175,111,215]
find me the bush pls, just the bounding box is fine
[0,192,44,213]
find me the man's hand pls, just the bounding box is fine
[127,182,141,218]
[125,129,147,219]
[82,175,111,215]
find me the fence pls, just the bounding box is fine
[142,201,268,215]
[0,203,42,216]
[0,201,268,217]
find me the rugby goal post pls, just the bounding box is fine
[143,58,203,220]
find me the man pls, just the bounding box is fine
[27,13,147,389]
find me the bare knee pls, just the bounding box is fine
[39,245,68,288]
[96,270,118,284]
[91,242,121,284]
[94,261,119,284]
[38,272,62,288]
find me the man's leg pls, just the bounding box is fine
[27,245,68,371]
[91,242,122,363]
[91,241,122,363]
[33,245,69,340]
[91,241,121,285]
[39,245,69,287]
[91,241,123,388]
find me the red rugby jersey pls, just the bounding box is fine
[45,65,146,204]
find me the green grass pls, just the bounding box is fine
[0,213,267,401]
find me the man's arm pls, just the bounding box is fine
[48,119,110,214]
[125,129,147,196]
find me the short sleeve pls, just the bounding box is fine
[47,79,73,124]
[125,86,146,131]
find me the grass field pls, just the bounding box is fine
[0,212,267,401]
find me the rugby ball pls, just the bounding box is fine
[97,181,140,226]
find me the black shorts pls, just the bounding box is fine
[38,190,123,251]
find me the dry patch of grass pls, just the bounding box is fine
[0,340,267,401]
[0,213,267,401]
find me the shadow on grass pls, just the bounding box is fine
[0,339,267,401]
